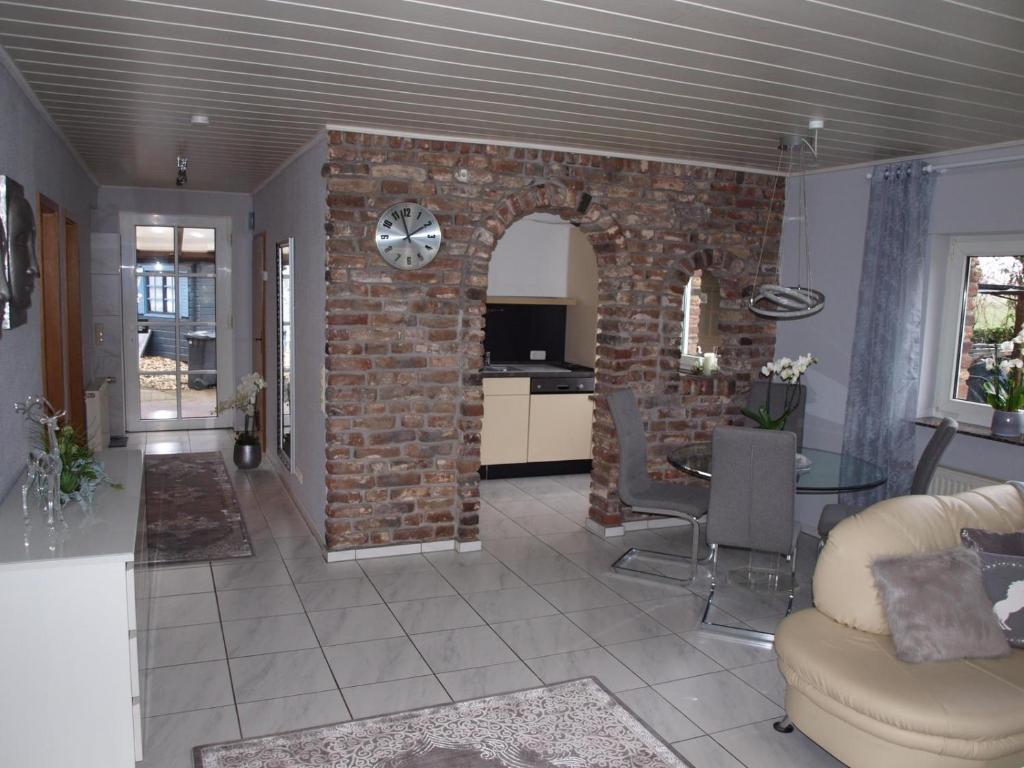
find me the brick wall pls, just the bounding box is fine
[322,131,782,550]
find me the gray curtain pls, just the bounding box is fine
[841,161,936,504]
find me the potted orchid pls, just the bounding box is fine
[215,372,267,469]
[742,354,817,430]
[982,349,1024,438]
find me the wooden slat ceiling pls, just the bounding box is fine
[1,0,1021,191]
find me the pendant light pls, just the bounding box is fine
[749,120,826,320]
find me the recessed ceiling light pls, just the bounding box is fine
[190,114,210,126]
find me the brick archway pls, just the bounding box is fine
[455,183,630,543]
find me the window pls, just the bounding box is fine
[933,235,1024,425]
[139,275,175,315]
[681,270,722,368]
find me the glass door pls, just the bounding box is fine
[276,239,293,467]
[122,215,233,431]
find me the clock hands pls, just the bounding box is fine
[406,221,434,238]
[399,212,412,242]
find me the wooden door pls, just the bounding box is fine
[38,195,65,416]
[64,217,85,435]
[252,232,267,449]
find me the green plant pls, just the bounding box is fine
[981,357,1024,412]
[42,425,121,502]
[742,354,817,430]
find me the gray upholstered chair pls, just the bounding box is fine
[816,417,958,541]
[607,388,709,583]
[742,381,807,451]
[700,425,799,644]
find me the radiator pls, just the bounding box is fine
[928,466,1000,496]
[85,378,110,453]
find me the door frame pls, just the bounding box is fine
[120,212,234,432]
[252,232,267,450]
[37,195,65,416]
[63,215,86,436]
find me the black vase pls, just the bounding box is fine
[233,443,262,470]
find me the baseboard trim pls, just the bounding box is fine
[325,538,477,562]
[586,518,625,538]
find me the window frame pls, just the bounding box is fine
[932,234,1024,426]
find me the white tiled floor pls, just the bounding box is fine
[135,429,843,768]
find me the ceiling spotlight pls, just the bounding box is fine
[176,156,189,187]
[190,114,210,126]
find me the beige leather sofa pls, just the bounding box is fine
[775,484,1024,768]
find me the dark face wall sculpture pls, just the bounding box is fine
[0,176,38,330]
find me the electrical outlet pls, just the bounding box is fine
[529,350,546,361]
[94,323,104,344]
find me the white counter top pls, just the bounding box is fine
[0,448,143,568]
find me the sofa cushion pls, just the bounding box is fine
[871,547,1010,662]
[978,552,1024,649]
[775,609,1024,761]
[814,484,1024,635]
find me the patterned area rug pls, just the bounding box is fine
[142,452,253,565]
[194,678,692,768]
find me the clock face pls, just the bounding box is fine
[375,203,443,270]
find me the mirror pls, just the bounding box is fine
[276,239,293,465]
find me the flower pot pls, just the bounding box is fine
[233,442,262,470]
[990,409,1023,439]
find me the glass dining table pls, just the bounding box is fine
[667,444,887,494]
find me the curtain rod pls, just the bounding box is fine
[865,152,1024,180]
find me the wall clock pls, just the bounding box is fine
[374,203,443,270]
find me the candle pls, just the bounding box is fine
[703,352,718,375]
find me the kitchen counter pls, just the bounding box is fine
[480,362,594,379]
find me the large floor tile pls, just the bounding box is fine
[533,577,626,613]
[425,550,498,568]
[508,476,577,497]
[730,661,787,707]
[526,647,644,692]
[655,671,783,733]
[323,636,432,688]
[607,635,721,685]
[146,593,220,629]
[514,512,580,536]
[565,602,671,645]
[143,706,239,768]
[343,675,450,719]
[141,623,225,669]
[712,720,846,768]
[595,571,693,603]
[144,660,233,717]
[483,536,561,563]
[636,594,723,634]
[367,569,456,602]
[411,625,517,673]
[237,690,350,738]
[211,559,292,591]
[390,595,484,634]
[464,587,559,623]
[682,630,776,670]
[670,736,744,768]
[503,556,589,585]
[284,557,363,583]
[434,562,527,594]
[357,553,435,576]
[540,530,619,556]
[479,479,531,503]
[229,648,335,703]
[491,614,597,659]
[216,584,304,621]
[617,687,703,743]
[488,498,558,519]
[295,577,382,612]
[222,613,318,657]
[274,536,323,559]
[147,564,214,598]
[309,604,405,646]
[478,516,531,540]
[437,661,542,701]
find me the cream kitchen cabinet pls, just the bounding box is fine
[527,392,594,462]
[480,377,531,465]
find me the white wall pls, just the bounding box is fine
[0,58,97,498]
[90,187,253,436]
[776,144,1024,526]
[253,135,328,534]
[488,214,570,297]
